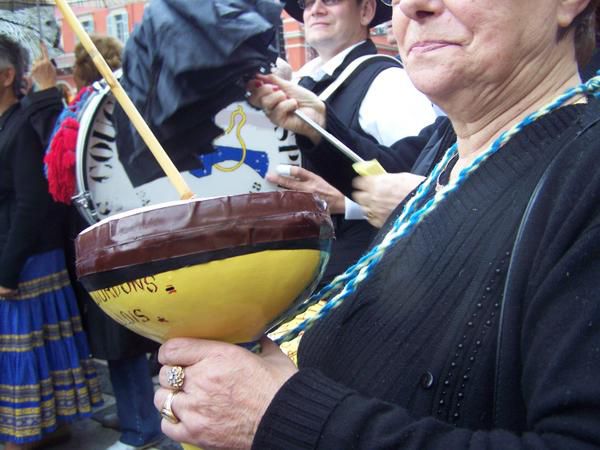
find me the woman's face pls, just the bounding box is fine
[391,0,587,105]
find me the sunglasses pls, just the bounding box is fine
[298,0,342,9]
[298,0,393,9]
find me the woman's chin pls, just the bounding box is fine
[408,73,455,108]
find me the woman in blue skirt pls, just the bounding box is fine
[0,35,103,449]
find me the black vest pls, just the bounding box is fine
[300,40,402,285]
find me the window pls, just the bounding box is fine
[57,19,64,48]
[107,9,129,43]
[79,15,95,35]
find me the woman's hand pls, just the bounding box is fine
[352,173,425,228]
[246,74,325,144]
[154,336,297,450]
[266,165,346,215]
[31,42,57,91]
[0,285,18,298]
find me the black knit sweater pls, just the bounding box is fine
[0,88,65,288]
[253,99,600,449]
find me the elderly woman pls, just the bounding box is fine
[0,35,103,450]
[154,0,600,448]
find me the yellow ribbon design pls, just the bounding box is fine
[214,105,247,173]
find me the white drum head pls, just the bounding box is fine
[75,82,301,224]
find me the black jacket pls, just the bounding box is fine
[0,88,65,288]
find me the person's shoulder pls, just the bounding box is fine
[368,65,436,114]
[572,98,600,153]
[373,65,412,85]
[542,101,600,196]
[24,87,62,110]
[365,54,403,71]
[22,88,63,125]
[574,105,600,171]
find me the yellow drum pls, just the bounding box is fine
[75,191,333,345]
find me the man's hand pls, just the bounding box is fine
[31,42,57,91]
[267,165,346,215]
[246,74,326,144]
[0,285,18,298]
[352,173,425,228]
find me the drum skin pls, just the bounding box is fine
[75,78,302,224]
[76,191,333,344]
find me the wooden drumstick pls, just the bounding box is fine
[55,0,195,200]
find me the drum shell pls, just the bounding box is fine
[75,191,334,344]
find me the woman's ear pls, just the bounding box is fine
[0,66,16,89]
[557,0,593,28]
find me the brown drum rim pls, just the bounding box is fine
[76,191,334,279]
[79,237,331,291]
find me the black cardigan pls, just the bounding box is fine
[253,99,600,449]
[0,88,65,288]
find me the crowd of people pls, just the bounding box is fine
[0,35,161,450]
[156,0,600,449]
[1,0,600,449]
[0,35,103,450]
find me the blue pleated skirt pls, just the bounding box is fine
[0,249,103,444]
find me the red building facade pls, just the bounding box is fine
[55,0,147,84]
[55,1,398,86]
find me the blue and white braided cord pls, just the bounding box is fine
[274,74,600,346]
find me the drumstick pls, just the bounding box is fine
[294,110,364,163]
[294,110,387,176]
[54,0,195,201]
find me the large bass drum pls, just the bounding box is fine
[73,78,301,224]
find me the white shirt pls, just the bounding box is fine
[295,41,437,219]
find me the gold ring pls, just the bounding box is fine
[366,212,374,219]
[167,365,185,391]
[160,390,180,424]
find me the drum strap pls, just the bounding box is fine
[318,54,403,102]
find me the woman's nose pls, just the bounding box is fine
[398,0,443,21]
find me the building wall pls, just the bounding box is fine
[55,0,148,86]
[55,2,398,87]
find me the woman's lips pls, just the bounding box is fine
[409,41,455,55]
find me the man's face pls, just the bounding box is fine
[303,0,374,57]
